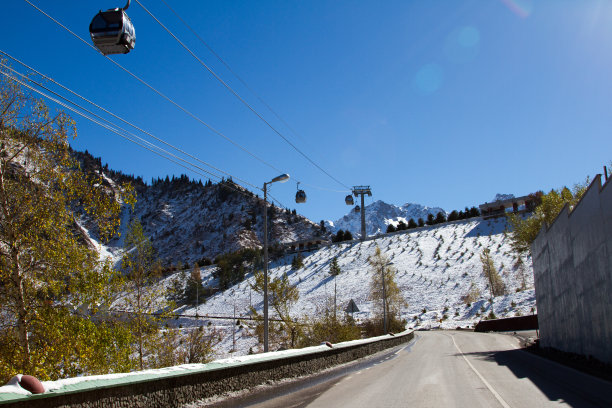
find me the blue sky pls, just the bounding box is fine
[3,0,612,223]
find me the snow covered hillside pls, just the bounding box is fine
[75,150,328,267]
[328,200,446,237]
[166,216,536,359]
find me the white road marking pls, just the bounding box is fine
[451,335,512,408]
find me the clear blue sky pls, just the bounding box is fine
[3,0,612,222]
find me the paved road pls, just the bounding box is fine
[219,331,612,407]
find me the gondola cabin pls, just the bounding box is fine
[345,195,354,205]
[295,190,306,204]
[354,205,361,213]
[89,2,136,55]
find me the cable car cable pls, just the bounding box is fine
[0,69,224,183]
[0,66,288,209]
[158,0,309,147]
[22,0,350,199]
[0,50,259,191]
[0,62,235,186]
[0,67,292,211]
[134,0,351,191]
[22,0,284,176]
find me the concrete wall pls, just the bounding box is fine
[531,174,612,364]
[0,331,413,408]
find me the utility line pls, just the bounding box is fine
[158,0,308,147]
[20,0,344,203]
[1,69,220,182]
[0,65,285,207]
[1,63,227,184]
[135,0,351,191]
[0,50,259,191]
[0,68,287,206]
[22,0,284,176]
[152,3,352,196]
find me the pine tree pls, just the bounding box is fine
[418,218,425,227]
[408,218,418,229]
[386,224,396,233]
[184,263,206,305]
[435,211,447,224]
[291,253,304,269]
[329,257,341,319]
[344,230,353,241]
[426,213,435,225]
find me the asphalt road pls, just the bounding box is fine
[216,331,612,408]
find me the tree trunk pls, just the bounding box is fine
[11,250,31,368]
[334,278,337,321]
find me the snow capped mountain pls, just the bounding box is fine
[329,200,446,237]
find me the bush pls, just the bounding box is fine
[362,315,406,337]
[291,253,304,269]
[299,315,361,346]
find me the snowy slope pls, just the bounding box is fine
[165,216,535,359]
[329,200,446,237]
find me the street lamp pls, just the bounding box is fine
[263,173,289,352]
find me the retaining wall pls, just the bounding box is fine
[0,331,413,408]
[531,174,612,364]
[474,315,538,332]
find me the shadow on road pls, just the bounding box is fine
[457,348,612,407]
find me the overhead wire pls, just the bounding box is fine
[158,0,308,147]
[0,65,287,207]
[1,69,219,182]
[0,50,259,191]
[1,63,224,184]
[22,0,284,176]
[134,0,352,191]
[160,0,353,196]
[20,0,348,205]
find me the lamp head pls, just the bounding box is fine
[271,173,290,183]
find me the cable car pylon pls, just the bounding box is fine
[352,186,372,241]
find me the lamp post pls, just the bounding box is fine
[263,173,289,352]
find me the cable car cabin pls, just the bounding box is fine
[295,190,307,204]
[354,205,360,213]
[89,8,136,55]
[345,195,354,205]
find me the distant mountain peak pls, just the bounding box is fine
[493,193,515,202]
[329,200,446,237]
